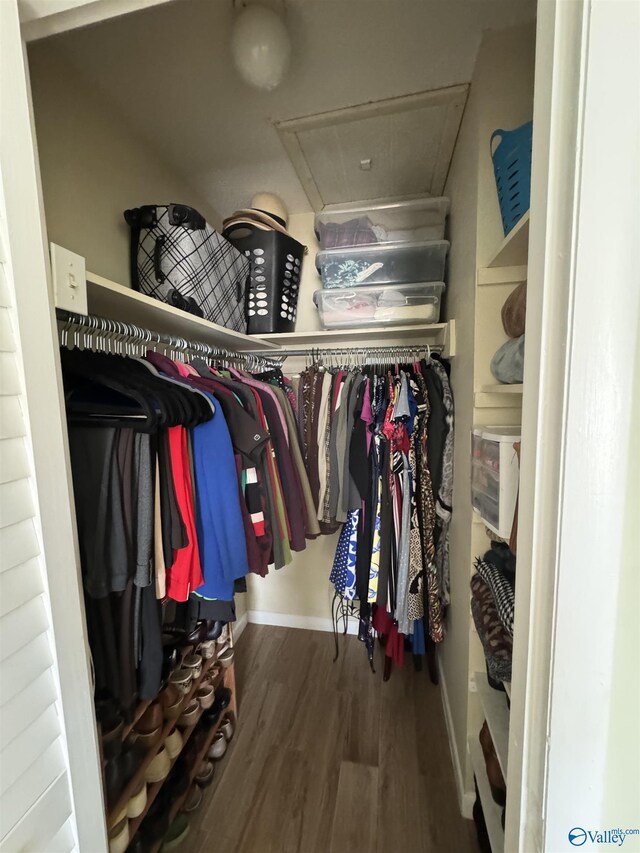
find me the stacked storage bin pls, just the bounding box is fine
[471,426,521,538]
[313,197,449,329]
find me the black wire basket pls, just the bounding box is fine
[222,223,305,335]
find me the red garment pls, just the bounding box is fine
[165,425,203,601]
[372,605,406,668]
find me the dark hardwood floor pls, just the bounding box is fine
[181,625,479,853]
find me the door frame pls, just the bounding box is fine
[507,0,639,850]
[1,3,107,850]
[5,1,638,850]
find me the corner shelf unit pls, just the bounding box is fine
[468,200,529,853]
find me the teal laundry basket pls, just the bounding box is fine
[491,121,533,236]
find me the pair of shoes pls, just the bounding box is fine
[189,620,226,644]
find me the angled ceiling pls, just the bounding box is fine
[28,0,535,219]
[277,85,469,209]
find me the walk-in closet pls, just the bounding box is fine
[2,1,638,852]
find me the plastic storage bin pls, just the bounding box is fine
[314,282,444,329]
[314,197,449,250]
[490,121,533,236]
[222,222,305,335]
[316,240,449,289]
[471,426,521,538]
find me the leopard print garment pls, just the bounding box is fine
[431,360,454,611]
[412,371,442,639]
[406,377,426,622]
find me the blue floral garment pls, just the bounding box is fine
[330,509,360,599]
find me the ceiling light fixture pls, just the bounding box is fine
[231,3,291,92]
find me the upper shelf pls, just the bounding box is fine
[79,273,455,357]
[263,323,449,348]
[84,272,278,351]
[486,211,530,268]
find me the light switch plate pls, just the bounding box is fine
[51,243,87,314]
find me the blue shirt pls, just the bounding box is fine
[191,391,249,600]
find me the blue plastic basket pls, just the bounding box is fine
[491,121,533,236]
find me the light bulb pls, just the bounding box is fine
[231,5,291,91]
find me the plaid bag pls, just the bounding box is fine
[124,204,250,332]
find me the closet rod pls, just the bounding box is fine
[55,309,281,369]
[249,343,442,362]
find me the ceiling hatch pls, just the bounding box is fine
[276,84,468,211]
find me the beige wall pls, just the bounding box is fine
[287,212,322,333]
[247,533,340,622]
[441,44,480,793]
[441,21,535,803]
[28,44,221,286]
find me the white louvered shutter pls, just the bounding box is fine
[0,196,77,851]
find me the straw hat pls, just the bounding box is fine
[222,192,290,236]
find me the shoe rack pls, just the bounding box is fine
[102,624,238,852]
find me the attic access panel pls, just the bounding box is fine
[276,84,468,211]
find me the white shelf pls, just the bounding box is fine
[469,736,505,853]
[83,272,279,352]
[474,671,510,777]
[78,273,455,357]
[478,384,524,394]
[486,212,530,268]
[477,265,528,286]
[261,321,454,354]
[475,385,524,408]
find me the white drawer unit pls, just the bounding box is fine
[472,426,521,538]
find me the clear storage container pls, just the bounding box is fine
[471,426,521,538]
[314,197,450,250]
[314,282,445,329]
[316,240,449,289]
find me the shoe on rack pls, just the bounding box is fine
[207,731,227,761]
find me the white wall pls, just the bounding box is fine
[27,44,221,286]
[441,20,535,811]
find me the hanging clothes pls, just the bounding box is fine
[292,353,454,675]
[62,345,317,720]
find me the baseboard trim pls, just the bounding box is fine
[247,609,359,635]
[234,611,249,641]
[438,657,475,820]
